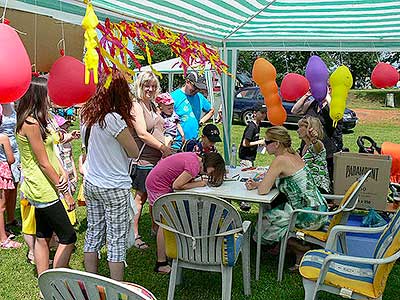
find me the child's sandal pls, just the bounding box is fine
[0,237,22,249]
[154,261,171,274]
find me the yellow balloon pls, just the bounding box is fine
[329,65,353,127]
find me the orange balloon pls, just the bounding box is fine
[267,105,287,126]
[263,93,281,107]
[260,81,279,94]
[252,58,277,85]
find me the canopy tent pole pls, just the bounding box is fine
[204,70,216,122]
[220,45,237,165]
[168,73,173,92]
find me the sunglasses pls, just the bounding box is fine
[189,81,200,90]
[264,139,275,145]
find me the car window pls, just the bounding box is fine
[236,89,256,98]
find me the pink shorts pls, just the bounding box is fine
[0,162,15,190]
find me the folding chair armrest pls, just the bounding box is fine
[242,220,251,234]
[322,194,345,201]
[326,224,387,250]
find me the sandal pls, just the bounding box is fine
[0,237,22,249]
[26,250,35,265]
[154,261,171,274]
[288,264,300,272]
[134,236,149,250]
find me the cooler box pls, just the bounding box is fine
[337,214,386,258]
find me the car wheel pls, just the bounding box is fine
[241,110,254,125]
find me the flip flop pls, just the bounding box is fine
[134,236,149,250]
[154,261,171,274]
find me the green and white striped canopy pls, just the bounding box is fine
[4,0,400,51]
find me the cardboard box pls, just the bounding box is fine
[333,152,392,211]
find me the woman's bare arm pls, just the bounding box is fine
[0,135,15,164]
[172,171,206,190]
[116,127,140,158]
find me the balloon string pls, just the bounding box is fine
[59,1,66,54]
[34,0,37,73]
[1,0,9,23]
[372,42,380,63]
[283,41,289,74]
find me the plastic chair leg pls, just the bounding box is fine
[221,266,233,300]
[167,260,179,300]
[277,234,289,281]
[303,278,317,300]
[241,231,251,296]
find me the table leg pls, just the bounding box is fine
[256,203,263,280]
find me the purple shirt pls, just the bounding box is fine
[161,111,180,137]
[145,152,201,205]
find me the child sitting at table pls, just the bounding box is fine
[182,123,221,155]
[155,92,185,147]
[145,152,225,274]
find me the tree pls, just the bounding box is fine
[128,43,185,91]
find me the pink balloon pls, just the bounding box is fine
[371,62,398,88]
[280,73,310,102]
[48,56,96,107]
[0,24,31,103]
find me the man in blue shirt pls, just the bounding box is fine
[171,72,214,149]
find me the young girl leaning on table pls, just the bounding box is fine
[145,151,226,274]
[245,126,328,271]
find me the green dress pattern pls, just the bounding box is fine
[302,145,331,193]
[255,167,328,245]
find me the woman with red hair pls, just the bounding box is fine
[80,70,139,281]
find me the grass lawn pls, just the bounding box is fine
[1,111,400,300]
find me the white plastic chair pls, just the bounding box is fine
[152,192,251,300]
[300,208,400,300]
[38,268,157,300]
[277,170,372,281]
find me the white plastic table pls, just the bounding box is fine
[188,167,279,280]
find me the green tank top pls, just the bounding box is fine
[16,130,60,203]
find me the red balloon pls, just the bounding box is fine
[0,24,31,103]
[371,62,399,88]
[48,56,96,107]
[280,73,310,102]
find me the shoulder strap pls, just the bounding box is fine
[84,126,92,151]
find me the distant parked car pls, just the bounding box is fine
[233,86,358,131]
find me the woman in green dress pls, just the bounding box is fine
[245,126,328,267]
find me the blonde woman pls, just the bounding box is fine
[245,126,328,267]
[131,71,172,250]
[297,116,331,193]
